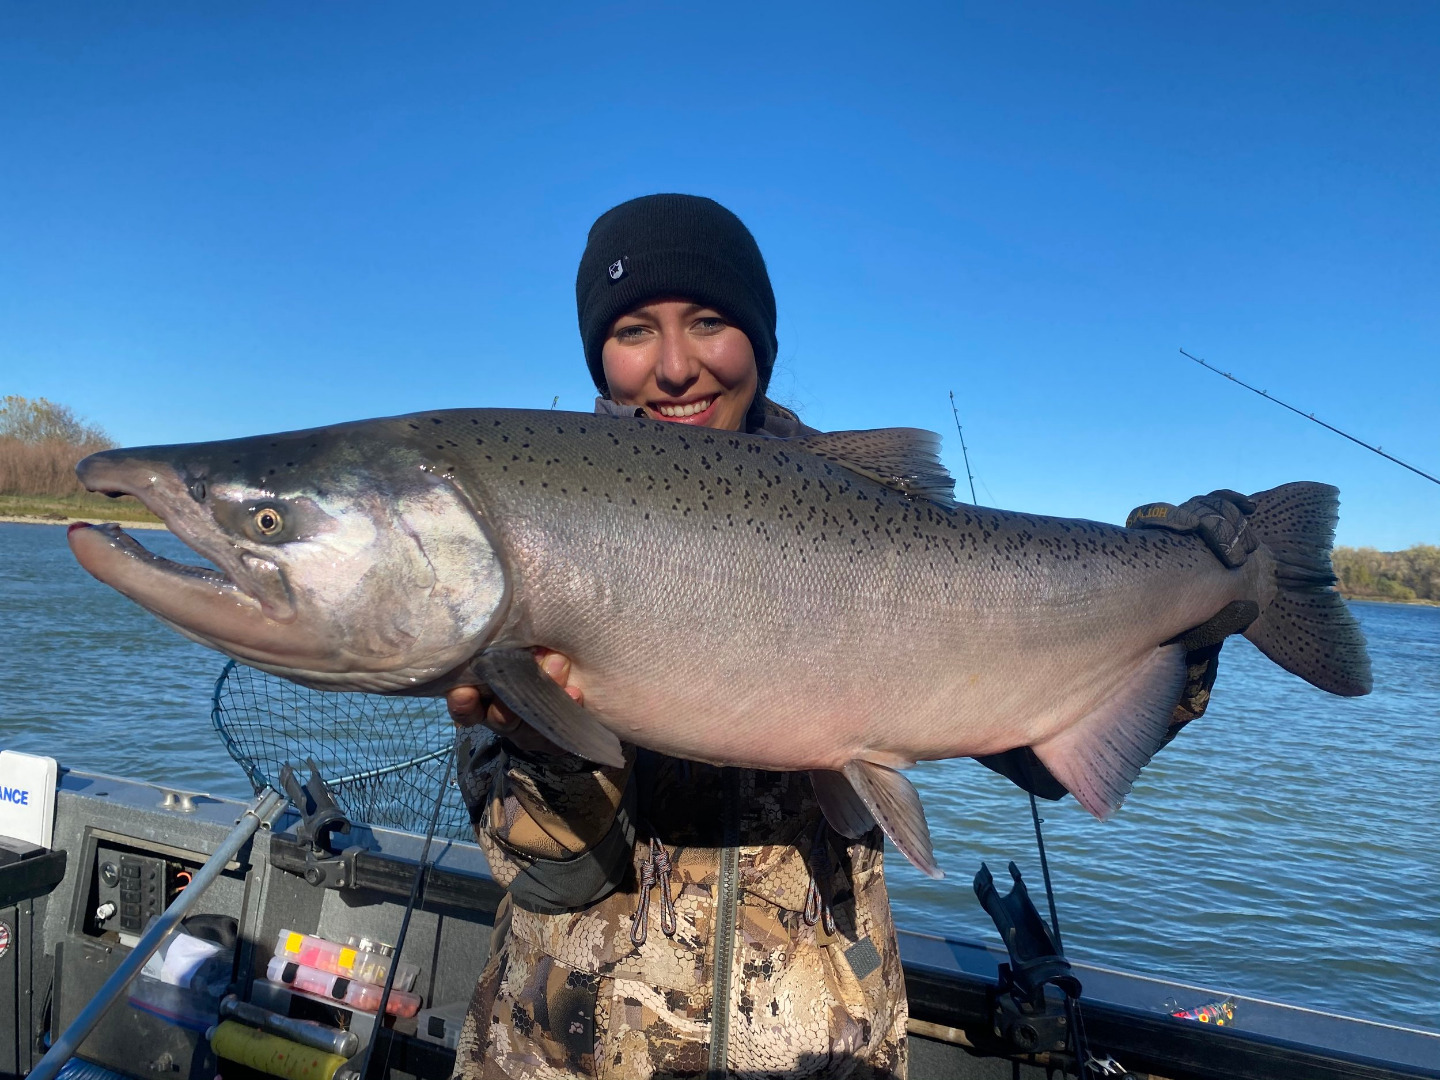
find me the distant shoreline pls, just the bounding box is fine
[1344,593,1440,608]
[0,514,168,531]
[0,492,162,528]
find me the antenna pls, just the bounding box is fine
[1180,348,1439,488]
[948,391,979,504]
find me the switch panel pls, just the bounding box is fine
[94,849,167,934]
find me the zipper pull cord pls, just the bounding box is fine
[631,837,678,946]
[803,823,837,936]
[652,838,678,936]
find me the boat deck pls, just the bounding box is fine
[1,768,1435,1080]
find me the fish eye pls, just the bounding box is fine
[253,508,284,536]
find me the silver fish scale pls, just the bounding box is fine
[397,410,1254,776]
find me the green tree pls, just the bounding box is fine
[0,394,113,446]
[1333,545,1438,602]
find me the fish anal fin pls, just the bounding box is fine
[809,770,877,838]
[471,649,625,768]
[841,760,943,879]
[1032,644,1187,819]
[790,428,957,508]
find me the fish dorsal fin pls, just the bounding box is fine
[789,428,957,508]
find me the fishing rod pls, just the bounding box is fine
[947,391,979,504]
[947,396,1096,1072]
[1179,348,1440,488]
[354,756,452,1080]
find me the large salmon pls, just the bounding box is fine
[67,409,1371,876]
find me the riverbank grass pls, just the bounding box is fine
[0,492,160,525]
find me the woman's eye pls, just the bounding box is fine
[614,325,649,342]
[694,317,726,334]
[253,508,284,536]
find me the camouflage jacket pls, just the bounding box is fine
[453,730,908,1080]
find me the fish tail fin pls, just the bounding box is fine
[1242,482,1372,696]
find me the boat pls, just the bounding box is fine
[3,754,1437,1080]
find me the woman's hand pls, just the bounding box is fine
[446,649,582,757]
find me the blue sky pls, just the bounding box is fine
[2,3,1436,547]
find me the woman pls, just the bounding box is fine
[450,194,909,1080]
[447,194,1256,1079]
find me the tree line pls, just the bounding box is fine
[1332,545,1440,603]
[0,395,116,497]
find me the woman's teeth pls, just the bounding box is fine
[655,397,715,418]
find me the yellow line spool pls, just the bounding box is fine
[210,1020,348,1080]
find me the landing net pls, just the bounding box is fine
[210,660,476,841]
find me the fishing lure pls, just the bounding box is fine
[1170,996,1237,1025]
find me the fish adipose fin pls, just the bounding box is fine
[471,649,626,768]
[1242,482,1372,697]
[1032,644,1188,819]
[809,770,877,837]
[840,760,943,879]
[790,429,958,508]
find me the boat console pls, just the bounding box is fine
[2,766,1436,1080]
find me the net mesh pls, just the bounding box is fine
[211,660,475,841]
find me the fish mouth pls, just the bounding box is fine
[68,520,233,588]
[66,518,292,652]
[70,452,305,662]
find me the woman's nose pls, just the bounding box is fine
[654,332,701,392]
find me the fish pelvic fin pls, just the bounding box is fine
[840,760,943,879]
[1032,643,1188,819]
[788,428,958,508]
[809,770,877,838]
[1242,482,1372,696]
[471,649,626,768]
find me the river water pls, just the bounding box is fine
[1,520,1436,1027]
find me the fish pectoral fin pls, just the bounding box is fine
[1031,644,1188,820]
[840,760,943,880]
[471,649,625,768]
[809,770,877,838]
[789,428,958,508]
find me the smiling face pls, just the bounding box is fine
[601,298,758,432]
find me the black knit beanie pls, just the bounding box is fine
[576,194,778,396]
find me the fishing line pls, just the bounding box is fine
[356,753,453,1080]
[1179,348,1440,487]
[1028,795,1093,1075]
[948,391,980,504]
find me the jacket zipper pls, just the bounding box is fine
[707,768,741,1078]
